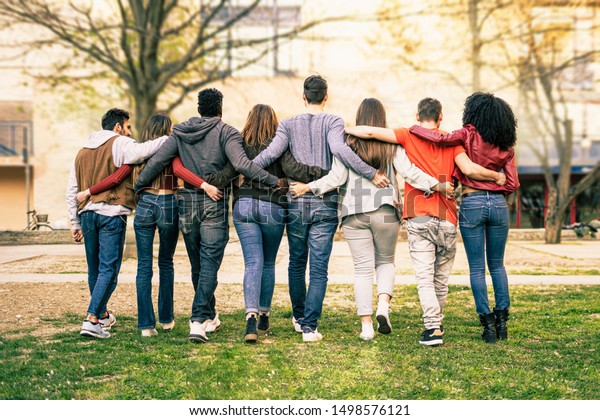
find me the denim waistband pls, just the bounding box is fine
[461,191,504,199]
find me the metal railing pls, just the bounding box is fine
[0,120,33,158]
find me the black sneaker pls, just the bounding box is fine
[257,314,270,335]
[419,328,444,346]
[244,316,258,343]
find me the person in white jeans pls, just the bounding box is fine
[289,98,454,340]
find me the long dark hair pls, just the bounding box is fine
[241,104,279,147]
[346,98,396,172]
[133,113,172,188]
[462,92,517,151]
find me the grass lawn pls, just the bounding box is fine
[0,284,598,400]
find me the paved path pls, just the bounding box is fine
[1,273,598,285]
[1,240,599,285]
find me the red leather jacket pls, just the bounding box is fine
[409,124,519,194]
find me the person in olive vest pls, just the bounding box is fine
[66,108,167,339]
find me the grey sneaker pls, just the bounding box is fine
[189,320,209,343]
[99,312,116,330]
[80,320,111,339]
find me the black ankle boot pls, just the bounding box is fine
[494,308,509,340]
[479,313,497,344]
[257,314,270,335]
[245,315,258,343]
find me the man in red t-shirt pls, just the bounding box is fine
[346,98,505,346]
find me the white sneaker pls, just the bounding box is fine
[359,330,375,341]
[292,317,303,333]
[302,328,323,342]
[359,322,375,341]
[376,311,392,335]
[141,328,158,337]
[80,320,111,339]
[99,312,116,330]
[189,320,209,343]
[162,320,175,331]
[205,313,221,333]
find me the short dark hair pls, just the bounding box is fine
[417,98,442,122]
[101,108,130,130]
[303,75,327,104]
[197,88,223,117]
[462,92,517,150]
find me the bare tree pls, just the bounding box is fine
[376,0,600,243]
[0,0,330,134]
[513,0,600,243]
[375,0,513,92]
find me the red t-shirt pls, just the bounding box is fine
[394,127,465,225]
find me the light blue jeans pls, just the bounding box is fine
[459,192,510,315]
[233,197,286,314]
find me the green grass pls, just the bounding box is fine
[0,284,598,400]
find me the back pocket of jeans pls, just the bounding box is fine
[459,205,484,228]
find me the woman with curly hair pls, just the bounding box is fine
[409,92,519,343]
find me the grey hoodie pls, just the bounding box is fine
[135,116,278,190]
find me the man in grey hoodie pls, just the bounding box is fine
[134,88,284,343]
[66,108,168,339]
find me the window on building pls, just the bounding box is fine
[0,101,33,162]
[201,0,302,77]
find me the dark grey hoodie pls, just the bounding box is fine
[134,116,278,190]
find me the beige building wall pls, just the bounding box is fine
[0,165,34,230]
[0,0,598,230]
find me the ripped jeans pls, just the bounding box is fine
[406,216,457,330]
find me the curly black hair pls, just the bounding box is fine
[197,88,223,117]
[462,92,517,151]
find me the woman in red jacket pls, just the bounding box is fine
[409,92,519,344]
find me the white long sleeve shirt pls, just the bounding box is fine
[66,130,167,230]
[308,147,439,218]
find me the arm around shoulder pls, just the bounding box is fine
[455,152,503,183]
[345,126,397,144]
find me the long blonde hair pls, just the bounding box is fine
[346,98,396,172]
[132,113,172,189]
[241,104,278,147]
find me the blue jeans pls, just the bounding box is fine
[134,193,179,329]
[233,197,286,314]
[178,189,229,323]
[459,192,510,315]
[286,196,338,330]
[80,211,127,317]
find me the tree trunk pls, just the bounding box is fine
[544,212,563,244]
[544,187,562,244]
[134,95,159,137]
[122,227,137,260]
[468,0,482,91]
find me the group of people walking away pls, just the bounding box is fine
[66,74,518,346]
